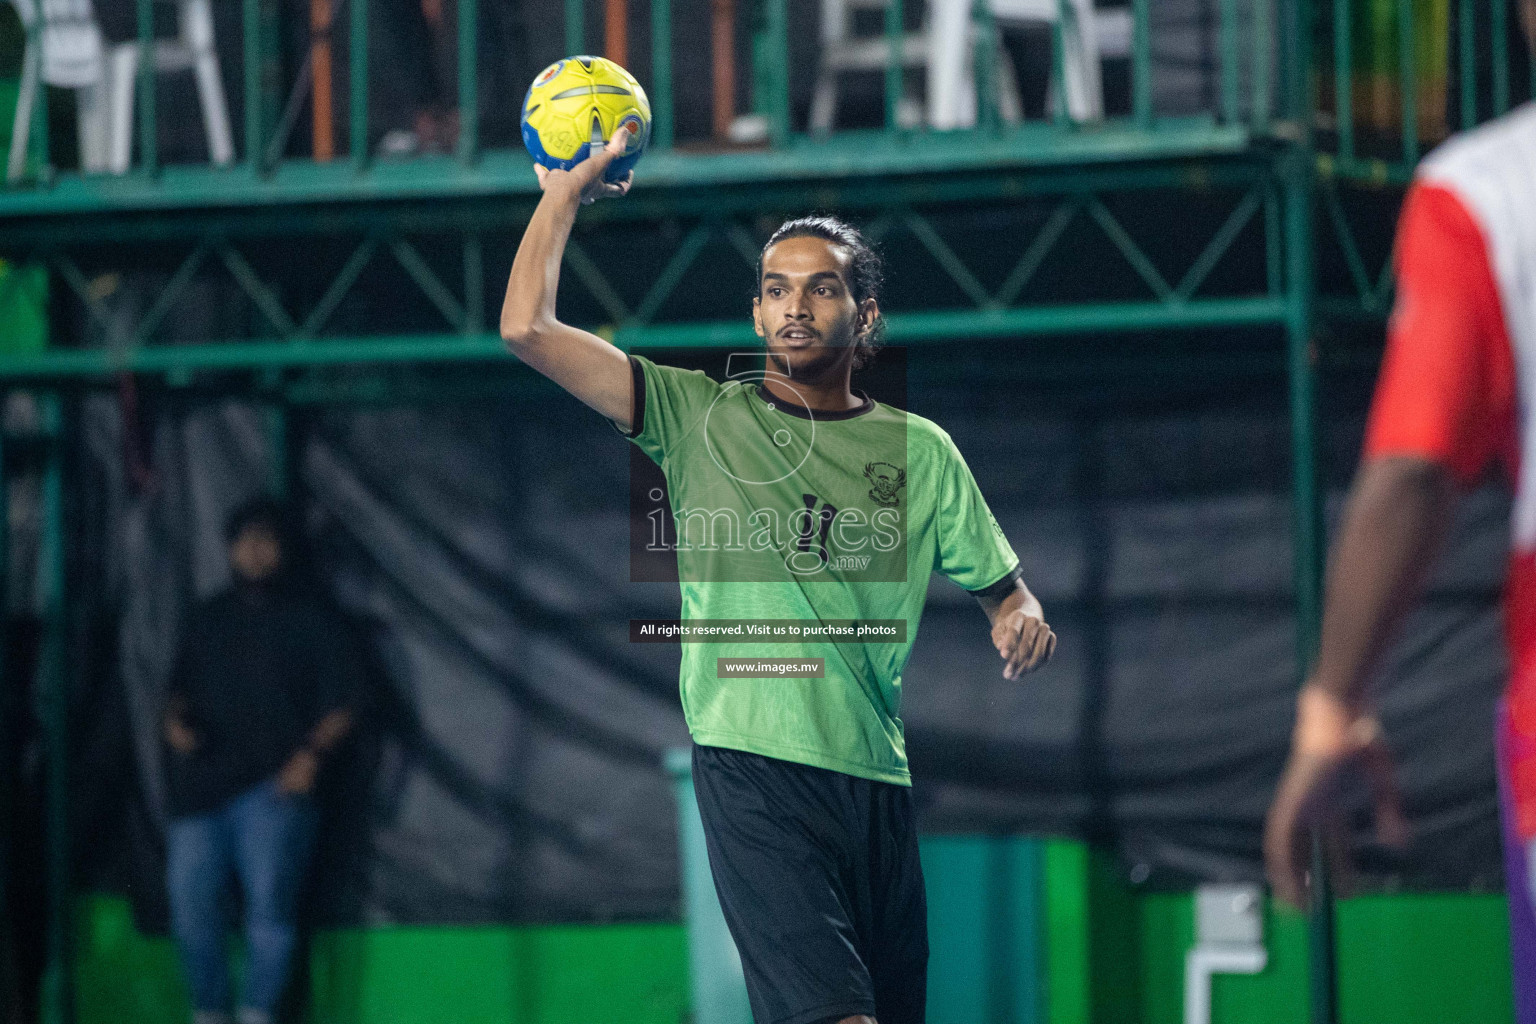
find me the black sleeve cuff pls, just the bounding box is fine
[969,564,1024,601]
[621,354,646,439]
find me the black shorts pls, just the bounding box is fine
[691,744,928,1024]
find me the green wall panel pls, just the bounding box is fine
[73,896,189,1024]
[74,896,688,1024]
[514,925,690,1024]
[1045,839,1094,1024]
[922,836,1045,1024]
[1086,847,1140,1023]
[71,859,1518,1024]
[1137,895,1312,1024]
[1132,892,1509,1024]
[1336,894,1512,1024]
[308,928,525,1024]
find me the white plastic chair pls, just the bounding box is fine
[927,0,1135,129]
[105,0,234,173]
[810,0,1133,133]
[7,0,111,180]
[810,0,933,133]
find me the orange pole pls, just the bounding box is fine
[311,0,335,161]
[605,0,627,66]
[712,0,734,138]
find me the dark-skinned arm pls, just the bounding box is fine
[1264,454,1455,907]
[975,577,1057,680]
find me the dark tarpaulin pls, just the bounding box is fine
[72,346,1507,929]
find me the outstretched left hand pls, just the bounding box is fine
[993,610,1056,680]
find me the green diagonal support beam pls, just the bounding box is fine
[632,221,715,324]
[993,201,1078,308]
[220,246,297,336]
[136,243,213,344]
[903,211,993,309]
[390,239,467,331]
[1175,183,1263,301]
[1086,198,1173,302]
[723,223,763,270]
[50,254,118,340]
[1321,182,1377,310]
[565,238,632,324]
[1372,242,1396,309]
[299,236,380,337]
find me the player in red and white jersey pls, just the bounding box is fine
[1265,5,1536,1013]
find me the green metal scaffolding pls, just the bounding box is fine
[0,0,1526,1019]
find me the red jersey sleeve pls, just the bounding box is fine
[1363,181,1517,486]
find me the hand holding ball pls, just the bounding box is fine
[521,56,651,187]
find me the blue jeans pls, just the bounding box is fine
[166,777,319,1015]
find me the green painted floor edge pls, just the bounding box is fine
[1042,846,1514,1024]
[76,845,1518,1024]
[73,895,689,1024]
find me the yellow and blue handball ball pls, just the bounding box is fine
[521,56,651,183]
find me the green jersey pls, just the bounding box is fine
[623,353,1020,785]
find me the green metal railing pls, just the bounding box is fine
[5,0,1292,187]
[1322,0,1536,182]
[6,0,1530,189]
[587,0,1281,144]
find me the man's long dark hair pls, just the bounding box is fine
[758,215,886,369]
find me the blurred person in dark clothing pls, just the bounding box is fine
[162,497,359,1024]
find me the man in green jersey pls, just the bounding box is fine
[501,130,1056,1024]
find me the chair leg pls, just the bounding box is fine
[8,45,38,183]
[183,0,235,165]
[809,71,837,134]
[810,0,849,134]
[996,47,1023,123]
[78,76,113,173]
[927,0,979,129]
[1061,0,1103,120]
[109,44,138,175]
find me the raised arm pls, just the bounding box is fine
[501,129,637,431]
[976,577,1056,680]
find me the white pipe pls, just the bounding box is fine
[1184,944,1268,1024]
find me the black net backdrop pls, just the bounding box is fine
[70,340,1509,930]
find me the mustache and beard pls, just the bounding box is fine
[765,322,860,384]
